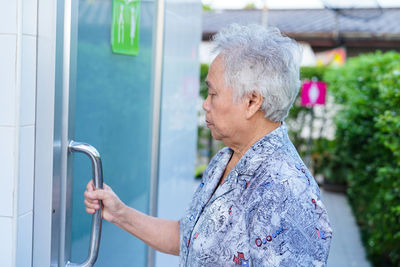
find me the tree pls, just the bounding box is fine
[244,3,257,9]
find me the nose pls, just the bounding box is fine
[202,95,210,112]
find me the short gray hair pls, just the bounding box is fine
[212,24,302,122]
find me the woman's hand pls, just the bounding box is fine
[84,180,180,255]
[84,180,126,224]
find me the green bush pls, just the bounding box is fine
[324,51,400,266]
[199,63,209,99]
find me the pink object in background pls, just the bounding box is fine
[301,81,327,106]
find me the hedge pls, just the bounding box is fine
[324,51,400,266]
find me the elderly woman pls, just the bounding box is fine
[84,24,332,266]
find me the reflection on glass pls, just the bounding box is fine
[70,1,155,266]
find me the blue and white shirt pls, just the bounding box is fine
[179,123,332,266]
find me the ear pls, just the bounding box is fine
[245,92,263,119]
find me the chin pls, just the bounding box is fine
[209,131,219,140]
[210,132,223,141]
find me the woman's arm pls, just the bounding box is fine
[84,181,180,255]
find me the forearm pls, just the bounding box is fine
[114,205,180,255]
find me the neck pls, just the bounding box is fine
[227,117,281,159]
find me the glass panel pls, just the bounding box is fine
[70,1,155,266]
[155,1,202,266]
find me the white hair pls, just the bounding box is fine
[212,24,302,122]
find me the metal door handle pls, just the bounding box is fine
[66,141,103,267]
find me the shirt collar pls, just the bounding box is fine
[198,122,288,208]
[232,122,287,177]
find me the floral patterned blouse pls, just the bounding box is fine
[179,123,332,266]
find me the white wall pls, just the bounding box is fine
[0,0,38,266]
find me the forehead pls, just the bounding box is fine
[209,54,224,74]
[206,55,225,87]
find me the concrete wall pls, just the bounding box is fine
[0,0,38,266]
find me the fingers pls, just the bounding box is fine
[84,188,109,202]
[84,190,103,214]
[84,189,99,209]
[84,181,115,216]
[84,197,98,214]
[86,180,109,191]
[84,199,100,210]
[86,207,96,214]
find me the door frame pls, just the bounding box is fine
[32,0,60,265]
[32,0,165,266]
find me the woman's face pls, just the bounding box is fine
[203,55,247,142]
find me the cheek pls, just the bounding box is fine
[216,107,236,128]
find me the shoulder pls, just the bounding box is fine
[250,147,321,217]
[245,150,332,264]
[250,141,314,192]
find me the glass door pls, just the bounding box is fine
[52,0,158,266]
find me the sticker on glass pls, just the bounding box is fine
[111,0,140,56]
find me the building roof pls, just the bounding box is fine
[203,8,400,47]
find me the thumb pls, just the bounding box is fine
[86,180,95,192]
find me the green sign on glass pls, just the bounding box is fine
[111,0,141,56]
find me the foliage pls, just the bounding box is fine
[202,4,212,11]
[199,63,209,99]
[324,51,400,266]
[300,65,328,80]
[244,3,257,9]
[195,164,208,178]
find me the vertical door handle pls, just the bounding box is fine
[66,141,103,267]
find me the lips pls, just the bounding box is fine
[206,119,212,127]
